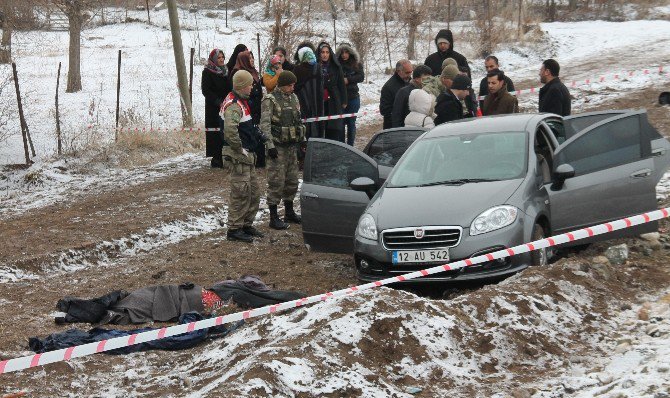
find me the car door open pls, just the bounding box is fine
[301,139,381,254]
[548,111,659,238]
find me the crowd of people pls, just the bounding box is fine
[380,29,571,130]
[201,30,572,243]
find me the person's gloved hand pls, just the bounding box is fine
[241,148,249,157]
[268,147,279,159]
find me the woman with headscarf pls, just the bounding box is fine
[201,48,232,168]
[262,54,283,93]
[316,41,347,142]
[230,50,265,167]
[292,42,323,140]
[226,44,248,73]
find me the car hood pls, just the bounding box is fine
[371,179,523,230]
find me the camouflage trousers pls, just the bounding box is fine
[224,158,260,229]
[267,144,299,206]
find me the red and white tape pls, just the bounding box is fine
[1,207,668,375]
[477,64,668,101]
[91,64,668,133]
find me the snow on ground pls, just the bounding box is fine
[1,11,669,166]
[1,13,669,217]
[0,153,207,219]
[16,260,664,397]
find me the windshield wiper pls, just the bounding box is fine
[417,178,500,187]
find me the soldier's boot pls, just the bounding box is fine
[283,201,302,224]
[227,228,254,243]
[269,205,289,230]
[243,225,265,238]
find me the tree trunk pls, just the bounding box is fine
[354,0,361,12]
[65,1,83,93]
[166,0,193,127]
[0,5,13,64]
[407,22,417,60]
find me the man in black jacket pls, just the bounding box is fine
[538,59,571,116]
[379,60,412,129]
[424,29,470,78]
[435,75,471,125]
[391,65,432,128]
[478,55,515,109]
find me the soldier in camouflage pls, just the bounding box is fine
[261,71,306,230]
[221,70,269,242]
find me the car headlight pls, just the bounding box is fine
[357,214,378,241]
[470,205,518,236]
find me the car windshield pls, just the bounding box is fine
[387,131,528,188]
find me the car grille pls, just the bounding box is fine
[381,226,462,250]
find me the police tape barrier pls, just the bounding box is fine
[477,64,669,101]
[1,207,669,375]
[96,65,668,133]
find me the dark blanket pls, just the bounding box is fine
[56,284,204,325]
[30,312,243,355]
[209,275,306,309]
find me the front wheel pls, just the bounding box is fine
[530,223,549,266]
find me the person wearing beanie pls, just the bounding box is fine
[440,64,460,90]
[441,57,458,72]
[482,69,518,116]
[220,69,270,243]
[201,48,232,168]
[435,74,471,125]
[262,54,284,93]
[231,50,265,167]
[478,55,516,109]
[260,70,305,230]
[424,29,470,78]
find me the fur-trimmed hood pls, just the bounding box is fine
[335,43,360,65]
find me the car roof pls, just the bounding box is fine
[425,114,548,138]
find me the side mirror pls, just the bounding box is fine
[551,163,575,190]
[350,176,377,199]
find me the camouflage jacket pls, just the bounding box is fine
[260,90,306,149]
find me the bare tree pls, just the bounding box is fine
[49,0,96,92]
[0,2,14,63]
[0,75,14,144]
[397,0,430,60]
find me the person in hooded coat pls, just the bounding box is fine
[231,50,266,168]
[201,48,232,168]
[293,42,324,139]
[424,29,470,78]
[226,44,248,72]
[404,89,436,129]
[336,43,364,146]
[316,41,347,142]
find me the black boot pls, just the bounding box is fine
[243,225,265,238]
[284,201,302,224]
[227,228,253,243]
[269,205,289,230]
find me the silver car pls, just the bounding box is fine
[301,111,670,282]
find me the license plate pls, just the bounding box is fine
[392,249,450,264]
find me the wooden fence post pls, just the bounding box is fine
[56,62,62,155]
[11,62,32,164]
[189,47,194,104]
[115,49,121,141]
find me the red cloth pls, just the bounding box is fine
[201,289,225,313]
